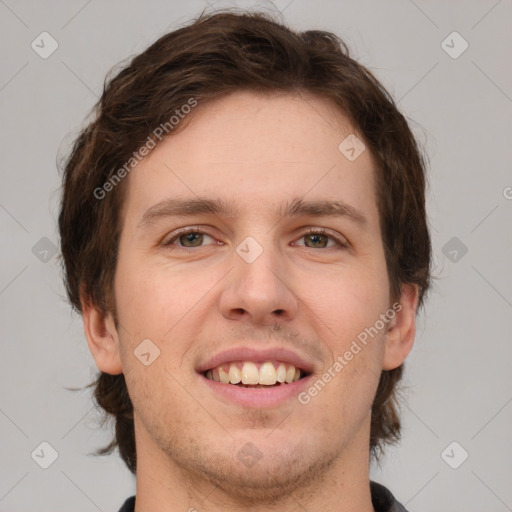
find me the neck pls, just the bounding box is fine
[133,416,375,512]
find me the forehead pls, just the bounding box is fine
[121,91,378,229]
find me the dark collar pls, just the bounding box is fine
[117,481,407,512]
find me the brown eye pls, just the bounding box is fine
[178,232,204,247]
[292,228,348,250]
[163,229,217,249]
[304,232,329,248]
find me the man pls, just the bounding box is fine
[58,11,430,512]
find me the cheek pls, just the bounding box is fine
[300,259,389,409]
[114,252,179,333]
[112,257,216,374]
[306,260,390,335]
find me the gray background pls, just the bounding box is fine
[1,0,511,510]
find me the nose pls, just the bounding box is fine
[219,240,299,325]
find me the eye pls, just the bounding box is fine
[162,228,217,249]
[293,228,348,249]
[161,227,348,251]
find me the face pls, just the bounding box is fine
[96,91,408,498]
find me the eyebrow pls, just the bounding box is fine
[137,196,368,229]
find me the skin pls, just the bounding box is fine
[82,91,418,512]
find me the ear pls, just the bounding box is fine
[81,294,123,375]
[382,284,419,371]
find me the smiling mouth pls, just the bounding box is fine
[202,360,309,388]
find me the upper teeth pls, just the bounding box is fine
[205,361,302,385]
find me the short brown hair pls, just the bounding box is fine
[58,10,431,474]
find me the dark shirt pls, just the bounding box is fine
[117,481,408,511]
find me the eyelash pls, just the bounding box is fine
[162,227,349,250]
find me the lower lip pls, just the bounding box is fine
[199,373,311,408]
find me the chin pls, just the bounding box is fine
[189,439,338,505]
